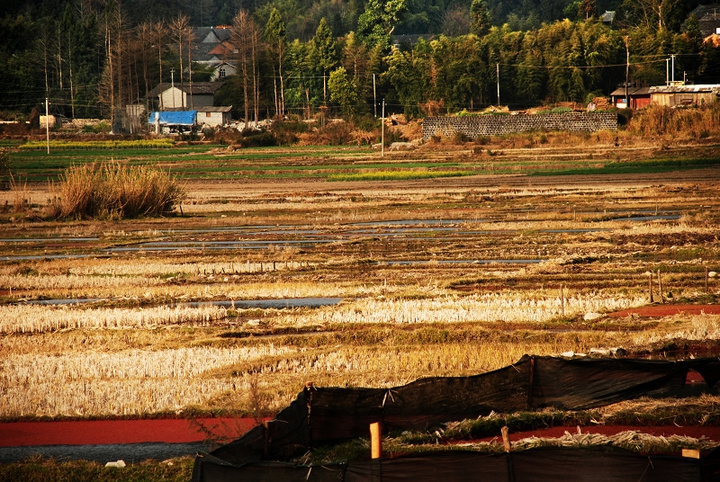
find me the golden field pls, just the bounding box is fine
[1,139,720,421]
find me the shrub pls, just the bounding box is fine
[237,130,277,148]
[0,149,10,191]
[270,119,309,145]
[48,162,185,219]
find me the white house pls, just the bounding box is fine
[148,82,225,111]
[196,106,233,127]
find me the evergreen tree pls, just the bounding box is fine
[357,0,408,51]
[328,66,359,116]
[265,8,287,117]
[309,18,338,103]
[470,0,491,37]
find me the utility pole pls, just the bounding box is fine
[45,98,50,154]
[496,63,500,106]
[381,99,385,158]
[171,69,176,109]
[671,54,676,84]
[373,74,377,117]
[624,36,629,108]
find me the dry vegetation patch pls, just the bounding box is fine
[0,147,719,428]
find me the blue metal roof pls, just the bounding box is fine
[148,111,197,126]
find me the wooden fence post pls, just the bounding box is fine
[370,422,382,459]
[648,271,654,303]
[501,426,511,453]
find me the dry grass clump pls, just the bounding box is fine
[0,304,228,333]
[632,314,720,346]
[287,292,645,326]
[0,344,296,417]
[47,161,185,219]
[627,104,720,139]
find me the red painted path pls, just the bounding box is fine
[0,418,260,447]
[3,418,720,449]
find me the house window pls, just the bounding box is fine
[206,112,212,118]
[219,68,226,78]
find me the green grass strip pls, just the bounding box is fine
[19,139,175,150]
[532,157,720,176]
[328,170,476,182]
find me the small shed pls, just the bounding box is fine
[610,85,651,109]
[649,84,720,107]
[197,106,233,127]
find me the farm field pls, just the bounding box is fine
[1,137,720,476]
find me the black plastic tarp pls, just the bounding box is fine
[193,356,720,480]
[194,446,720,482]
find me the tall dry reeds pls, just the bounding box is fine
[627,103,720,139]
[48,161,185,219]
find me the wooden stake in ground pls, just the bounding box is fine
[706,267,709,293]
[501,426,511,453]
[370,422,382,459]
[648,271,654,303]
[561,284,565,317]
[657,270,664,304]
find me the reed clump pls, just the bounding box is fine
[48,161,185,219]
[627,103,720,139]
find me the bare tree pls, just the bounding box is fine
[136,22,153,113]
[151,21,167,109]
[171,14,190,101]
[232,10,256,125]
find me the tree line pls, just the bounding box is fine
[0,0,717,124]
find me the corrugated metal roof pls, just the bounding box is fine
[649,84,720,93]
[197,106,232,113]
[609,86,651,96]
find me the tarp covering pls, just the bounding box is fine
[147,111,197,125]
[195,356,720,479]
[193,446,720,482]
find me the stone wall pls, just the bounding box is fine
[422,112,617,140]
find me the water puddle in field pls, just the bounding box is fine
[179,297,343,309]
[0,212,682,260]
[26,298,103,305]
[0,237,100,243]
[0,253,98,261]
[379,259,544,266]
[19,297,342,309]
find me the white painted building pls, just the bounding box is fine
[196,106,233,127]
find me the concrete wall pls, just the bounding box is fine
[422,112,617,140]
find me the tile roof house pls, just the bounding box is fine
[148,82,225,110]
[192,27,237,82]
[684,4,720,37]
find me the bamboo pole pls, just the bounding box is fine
[370,422,382,459]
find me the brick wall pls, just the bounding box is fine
[422,112,617,140]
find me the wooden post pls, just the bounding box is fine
[657,270,664,304]
[370,422,382,459]
[501,426,511,453]
[561,285,565,317]
[648,272,654,303]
